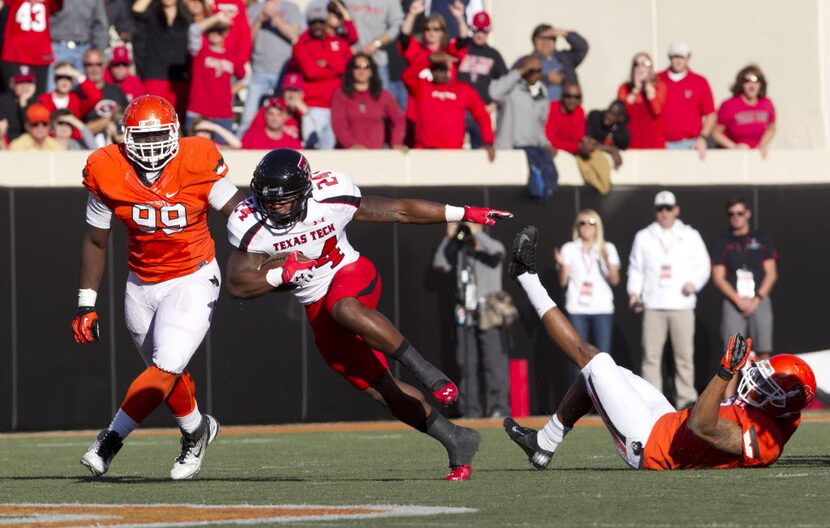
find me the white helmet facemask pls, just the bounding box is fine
[123,119,179,172]
[737,360,791,411]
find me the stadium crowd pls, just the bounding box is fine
[0,0,777,189]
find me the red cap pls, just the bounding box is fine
[12,65,35,84]
[471,11,491,32]
[281,72,304,91]
[110,46,132,65]
[266,98,288,112]
[26,104,51,124]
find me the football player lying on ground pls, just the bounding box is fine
[73,95,246,479]
[503,226,816,470]
[225,148,513,480]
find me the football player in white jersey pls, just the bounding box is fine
[226,149,513,480]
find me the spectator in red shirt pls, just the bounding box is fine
[713,65,776,158]
[186,12,246,136]
[546,82,586,155]
[241,97,303,149]
[398,0,468,142]
[291,1,356,149]
[331,53,405,149]
[0,0,63,96]
[657,42,715,158]
[617,52,666,149]
[404,52,494,160]
[37,62,103,119]
[104,46,146,102]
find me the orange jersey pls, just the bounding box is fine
[82,137,229,282]
[642,398,800,470]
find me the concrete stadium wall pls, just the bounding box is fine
[3,148,830,188]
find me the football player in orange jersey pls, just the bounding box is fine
[503,226,816,471]
[71,95,245,480]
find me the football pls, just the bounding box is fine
[258,252,312,271]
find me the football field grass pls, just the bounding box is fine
[1,415,829,527]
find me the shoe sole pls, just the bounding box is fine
[80,455,104,477]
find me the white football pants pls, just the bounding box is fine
[124,259,221,374]
[582,352,675,469]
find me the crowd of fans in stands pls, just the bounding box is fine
[0,0,778,185]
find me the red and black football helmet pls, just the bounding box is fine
[250,148,313,230]
[737,354,817,417]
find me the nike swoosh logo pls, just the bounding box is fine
[165,190,179,198]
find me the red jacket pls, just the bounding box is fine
[37,78,103,118]
[104,70,145,101]
[291,22,357,108]
[398,34,467,121]
[404,76,493,148]
[546,101,586,154]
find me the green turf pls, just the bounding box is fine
[1,419,829,527]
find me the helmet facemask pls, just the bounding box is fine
[123,121,179,171]
[737,360,805,416]
[250,179,312,232]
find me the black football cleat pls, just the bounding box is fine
[503,417,553,470]
[508,226,538,280]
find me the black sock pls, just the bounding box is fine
[420,409,481,467]
[389,339,449,391]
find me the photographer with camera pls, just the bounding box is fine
[433,223,514,418]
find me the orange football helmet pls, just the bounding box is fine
[121,95,180,171]
[738,354,817,417]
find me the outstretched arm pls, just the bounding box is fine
[354,195,512,225]
[687,334,751,455]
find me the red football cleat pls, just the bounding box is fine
[444,465,472,481]
[432,381,459,406]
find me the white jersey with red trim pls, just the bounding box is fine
[227,170,361,305]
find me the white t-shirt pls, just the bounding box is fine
[227,170,361,305]
[561,240,620,315]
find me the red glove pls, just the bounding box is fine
[462,206,514,226]
[72,306,100,343]
[718,333,752,380]
[281,252,317,287]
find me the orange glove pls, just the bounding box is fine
[72,306,100,343]
[718,333,752,380]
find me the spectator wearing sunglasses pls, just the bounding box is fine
[331,53,405,149]
[529,23,588,103]
[712,65,776,158]
[578,100,630,194]
[81,48,129,147]
[710,197,777,395]
[618,52,666,148]
[555,209,620,381]
[37,62,103,122]
[627,190,710,410]
[7,103,62,151]
[545,82,585,154]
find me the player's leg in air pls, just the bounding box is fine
[503,226,674,470]
[309,257,481,480]
[80,263,221,480]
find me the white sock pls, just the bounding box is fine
[517,272,557,318]
[108,409,138,439]
[176,405,203,434]
[537,414,571,452]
